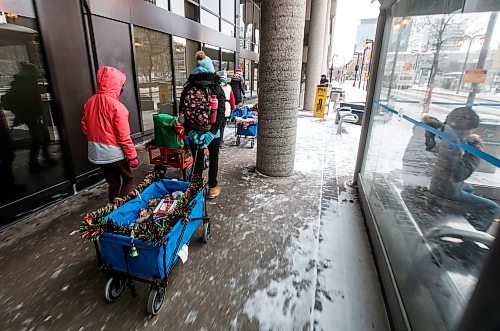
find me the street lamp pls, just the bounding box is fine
[456,34,485,94]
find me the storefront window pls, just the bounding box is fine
[221,49,235,73]
[172,36,199,111]
[0,14,67,208]
[360,1,500,330]
[171,0,200,22]
[200,9,219,31]
[202,43,221,72]
[221,0,235,23]
[134,27,175,130]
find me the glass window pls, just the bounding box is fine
[245,59,251,96]
[239,2,245,47]
[202,43,221,72]
[360,1,500,330]
[134,27,175,130]
[201,9,219,31]
[221,0,235,23]
[221,20,235,37]
[253,61,258,95]
[0,14,68,207]
[244,0,254,50]
[221,49,235,73]
[200,0,219,14]
[142,0,168,10]
[253,5,260,52]
[172,36,199,111]
[171,0,200,22]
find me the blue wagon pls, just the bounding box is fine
[94,179,210,315]
[232,106,258,148]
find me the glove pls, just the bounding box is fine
[129,158,139,168]
[188,130,200,145]
[199,132,215,149]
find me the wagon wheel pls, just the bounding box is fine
[147,287,165,315]
[202,221,211,243]
[104,277,125,302]
[153,165,167,178]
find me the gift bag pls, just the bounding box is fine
[153,113,184,148]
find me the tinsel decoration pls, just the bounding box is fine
[80,172,206,246]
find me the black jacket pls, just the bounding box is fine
[180,73,225,135]
[230,76,245,104]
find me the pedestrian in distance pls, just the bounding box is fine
[217,70,236,146]
[230,68,246,106]
[320,74,329,86]
[179,51,226,199]
[82,66,138,204]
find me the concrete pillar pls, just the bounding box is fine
[321,0,332,75]
[303,0,328,111]
[256,0,306,177]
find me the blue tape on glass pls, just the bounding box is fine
[373,100,500,168]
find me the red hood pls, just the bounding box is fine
[96,66,126,99]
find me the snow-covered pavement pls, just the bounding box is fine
[0,111,388,330]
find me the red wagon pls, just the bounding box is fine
[147,145,208,181]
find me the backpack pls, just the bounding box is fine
[181,85,213,131]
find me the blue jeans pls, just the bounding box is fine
[452,183,499,231]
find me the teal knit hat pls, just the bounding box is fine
[191,51,215,75]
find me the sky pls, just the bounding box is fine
[331,0,380,66]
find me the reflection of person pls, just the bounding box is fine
[421,114,444,151]
[217,71,236,145]
[1,62,55,172]
[429,107,499,231]
[0,109,25,193]
[320,74,329,86]
[230,68,245,105]
[82,66,138,204]
[180,51,225,199]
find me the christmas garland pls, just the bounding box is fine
[80,172,206,245]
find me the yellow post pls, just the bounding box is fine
[313,85,328,119]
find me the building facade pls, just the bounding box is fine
[0,0,259,226]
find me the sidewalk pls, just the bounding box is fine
[0,112,388,330]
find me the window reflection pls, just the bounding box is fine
[200,0,219,15]
[221,20,235,37]
[201,9,219,31]
[0,14,66,206]
[221,0,235,23]
[360,4,500,330]
[222,49,235,73]
[142,0,168,10]
[134,27,174,130]
[171,0,200,22]
[202,43,221,72]
[173,36,199,111]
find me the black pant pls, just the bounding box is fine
[220,118,227,142]
[100,159,134,203]
[189,136,220,188]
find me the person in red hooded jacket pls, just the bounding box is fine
[82,66,138,203]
